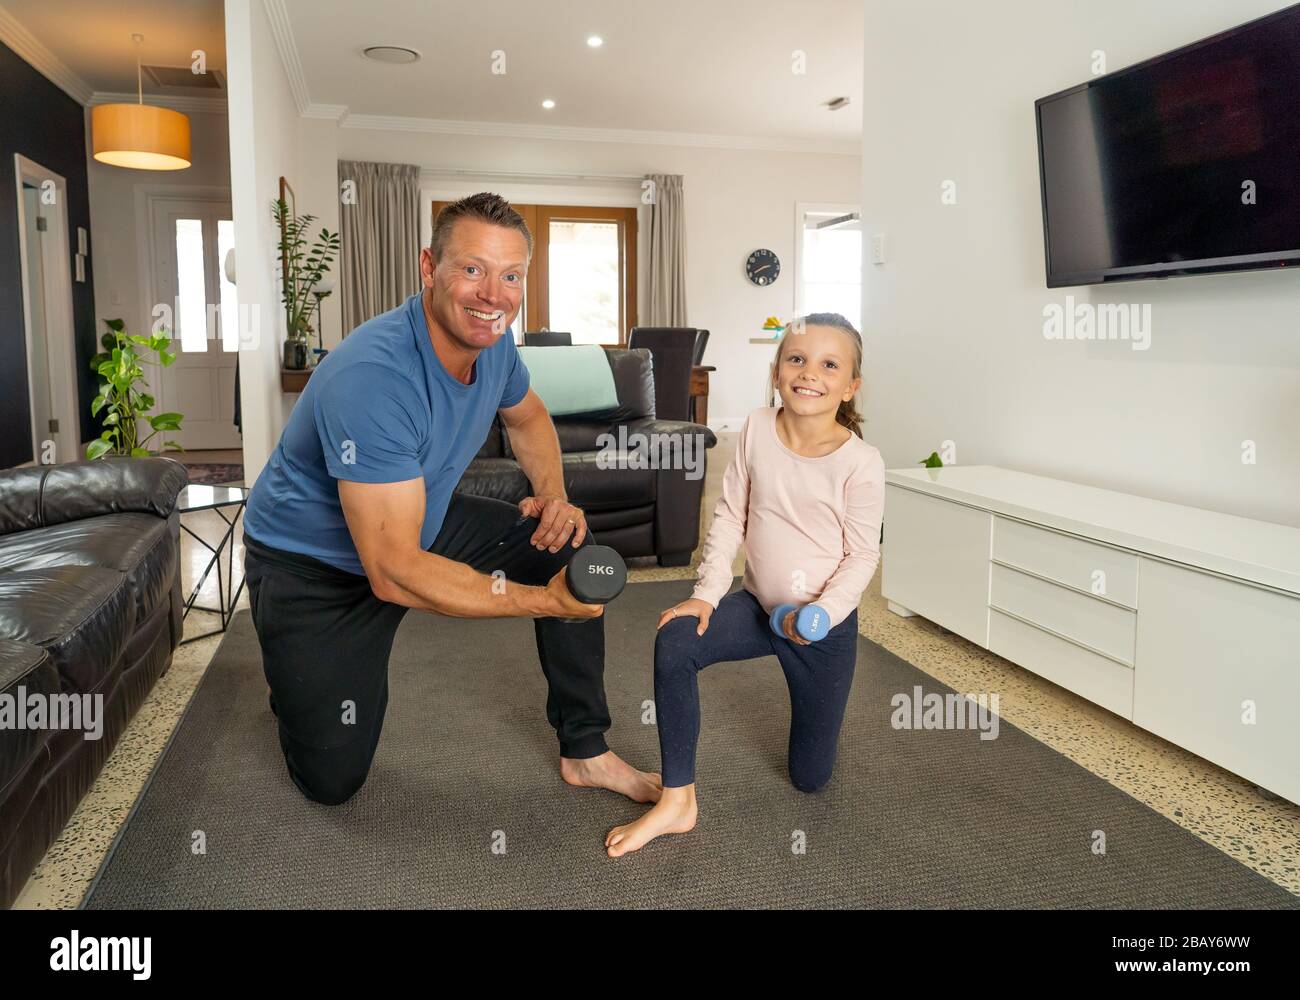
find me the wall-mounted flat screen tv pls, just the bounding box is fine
[1036,4,1300,287]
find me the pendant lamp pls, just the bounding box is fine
[92,34,191,171]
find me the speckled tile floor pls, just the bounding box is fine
[13,435,1299,907]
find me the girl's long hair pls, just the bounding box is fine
[767,312,865,439]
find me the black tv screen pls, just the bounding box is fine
[1036,4,1300,287]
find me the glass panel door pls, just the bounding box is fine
[151,198,242,451]
[547,219,620,344]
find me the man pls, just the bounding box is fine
[242,192,661,806]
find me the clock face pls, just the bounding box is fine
[745,248,780,286]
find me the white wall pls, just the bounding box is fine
[862,0,1300,527]
[225,0,338,482]
[337,128,860,428]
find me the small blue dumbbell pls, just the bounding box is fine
[769,603,830,642]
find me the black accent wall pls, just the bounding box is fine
[0,39,96,467]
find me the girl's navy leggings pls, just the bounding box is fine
[654,588,859,791]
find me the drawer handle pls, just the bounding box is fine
[991,557,1135,610]
[989,605,1134,668]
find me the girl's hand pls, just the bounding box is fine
[779,609,813,646]
[658,598,714,635]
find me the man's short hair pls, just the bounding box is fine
[430,192,533,262]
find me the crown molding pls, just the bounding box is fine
[341,112,860,155]
[263,0,310,115]
[89,91,228,115]
[303,102,348,121]
[0,3,94,104]
[419,166,643,188]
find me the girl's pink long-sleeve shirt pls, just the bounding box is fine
[692,406,886,628]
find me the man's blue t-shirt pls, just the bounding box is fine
[244,292,530,575]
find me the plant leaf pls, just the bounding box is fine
[149,412,183,431]
[86,439,113,460]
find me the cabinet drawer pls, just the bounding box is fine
[989,610,1134,719]
[992,517,1138,609]
[989,563,1136,665]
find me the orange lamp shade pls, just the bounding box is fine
[92,103,191,170]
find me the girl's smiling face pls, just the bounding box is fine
[774,324,862,418]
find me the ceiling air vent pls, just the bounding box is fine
[143,65,225,90]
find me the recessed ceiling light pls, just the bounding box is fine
[587,36,603,47]
[362,45,421,64]
[541,99,556,109]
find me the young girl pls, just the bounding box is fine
[606,313,885,857]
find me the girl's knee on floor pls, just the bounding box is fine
[789,764,834,794]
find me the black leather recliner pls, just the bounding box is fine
[457,348,717,565]
[0,458,187,909]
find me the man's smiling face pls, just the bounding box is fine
[420,218,529,351]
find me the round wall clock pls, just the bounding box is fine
[745,248,780,286]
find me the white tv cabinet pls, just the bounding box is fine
[882,466,1300,805]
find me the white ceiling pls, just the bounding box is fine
[1,0,862,146]
[286,0,863,143]
[0,0,225,101]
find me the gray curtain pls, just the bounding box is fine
[338,160,421,334]
[644,173,688,326]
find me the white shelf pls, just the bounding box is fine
[886,465,1300,596]
[881,465,1300,804]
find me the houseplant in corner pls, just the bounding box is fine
[85,318,184,459]
[273,198,339,370]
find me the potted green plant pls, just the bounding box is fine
[85,319,184,459]
[273,198,339,370]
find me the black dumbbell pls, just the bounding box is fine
[564,545,627,608]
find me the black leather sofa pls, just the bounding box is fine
[457,348,717,565]
[0,458,187,908]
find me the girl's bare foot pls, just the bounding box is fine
[605,785,698,857]
[560,751,663,803]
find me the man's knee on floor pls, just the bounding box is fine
[283,743,374,806]
[291,764,370,806]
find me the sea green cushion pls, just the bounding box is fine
[517,345,619,416]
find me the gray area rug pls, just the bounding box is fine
[84,579,1298,909]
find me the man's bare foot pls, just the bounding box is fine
[606,785,698,857]
[560,751,663,803]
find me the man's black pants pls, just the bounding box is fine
[244,491,610,805]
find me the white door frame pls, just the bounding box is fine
[137,185,239,451]
[14,154,79,463]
